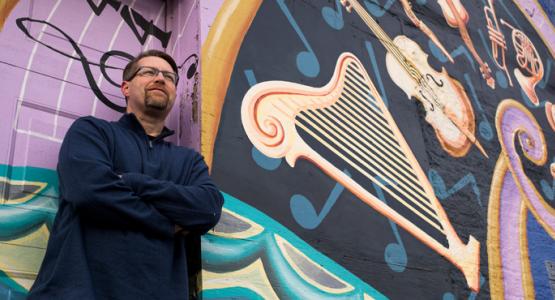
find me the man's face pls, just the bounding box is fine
[121,56,177,118]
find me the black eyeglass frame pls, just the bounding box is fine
[127,66,179,85]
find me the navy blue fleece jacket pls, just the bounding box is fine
[28,114,223,300]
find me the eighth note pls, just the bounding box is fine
[364,0,396,18]
[322,0,344,30]
[276,0,320,77]
[371,177,407,272]
[290,170,350,230]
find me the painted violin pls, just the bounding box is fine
[341,0,487,158]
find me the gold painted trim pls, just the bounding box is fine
[519,203,536,299]
[487,156,508,300]
[0,0,20,31]
[200,0,262,169]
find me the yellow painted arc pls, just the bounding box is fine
[201,0,262,170]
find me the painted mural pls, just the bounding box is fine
[0,0,554,299]
[201,0,555,299]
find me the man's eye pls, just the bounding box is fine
[163,73,176,81]
[140,69,156,76]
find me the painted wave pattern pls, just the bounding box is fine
[201,192,386,299]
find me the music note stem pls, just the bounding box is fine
[420,22,454,63]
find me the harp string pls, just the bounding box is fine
[298,110,439,222]
[339,81,420,176]
[302,107,432,211]
[293,117,444,233]
[340,68,425,184]
[331,96,412,170]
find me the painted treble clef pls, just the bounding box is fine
[16,17,132,113]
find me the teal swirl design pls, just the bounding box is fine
[201,192,386,299]
[0,164,58,294]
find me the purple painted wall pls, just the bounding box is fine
[0,0,200,295]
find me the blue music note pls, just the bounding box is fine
[463,73,494,141]
[322,0,344,30]
[467,275,485,300]
[244,69,283,171]
[448,46,476,71]
[364,0,396,18]
[428,40,451,64]
[442,274,485,300]
[290,170,350,230]
[540,179,555,202]
[477,29,509,89]
[276,0,320,77]
[371,176,407,272]
[428,168,482,207]
[538,58,552,90]
[540,157,555,202]
[364,41,389,107]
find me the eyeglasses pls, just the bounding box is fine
[130,66,179,85]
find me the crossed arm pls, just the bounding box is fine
[58,118,223,237]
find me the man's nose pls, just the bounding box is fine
[153,72,166,83]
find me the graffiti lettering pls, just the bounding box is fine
[86,0,121,15]
[86,0,172,48]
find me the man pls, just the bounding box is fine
[28,50,224,299]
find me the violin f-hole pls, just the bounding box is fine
[426,73,444,87]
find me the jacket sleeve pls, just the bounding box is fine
[58,118,173,237]
[121,153,224,235]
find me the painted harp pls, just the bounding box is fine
[241,53,480,291]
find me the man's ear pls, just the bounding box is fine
[121,81,129,97]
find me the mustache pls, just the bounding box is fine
[145,85,168,95]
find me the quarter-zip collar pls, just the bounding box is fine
[117,113,175,142]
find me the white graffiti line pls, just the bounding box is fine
[15,0,63,132]
[142,4,167,51]
[14,129,63,144]
[92,0,138,116]
[53,10,96,138]
[170,0,199,56]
